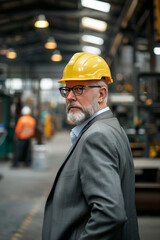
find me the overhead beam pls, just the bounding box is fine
[107,0,138,65]
[0,8,111,21]
[155,0,160,41]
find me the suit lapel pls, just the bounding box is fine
[58,110,113,168]
[46,110,114,205]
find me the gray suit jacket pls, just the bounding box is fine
[42,110,140,240]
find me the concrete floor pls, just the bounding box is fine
[0,131,160,240]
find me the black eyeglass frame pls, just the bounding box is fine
[59,85,101,98]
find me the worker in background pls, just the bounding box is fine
[12,106,36,167]
[42,52,140,240]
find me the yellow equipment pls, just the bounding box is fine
[44,114,54,138]
[58,52,113,84]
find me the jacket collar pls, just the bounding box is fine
[71,107,110,145]
[65,109,114,160]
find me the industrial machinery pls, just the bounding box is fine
[0,92,14,159]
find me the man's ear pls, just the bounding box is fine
[98,87,107,103]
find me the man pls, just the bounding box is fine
[12,106,36,167]
[42,52,140,240]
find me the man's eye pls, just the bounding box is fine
[64,88,69,92]
[74,87,82,91]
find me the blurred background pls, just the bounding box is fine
[0,0,160,239]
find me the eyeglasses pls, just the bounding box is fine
[59,85,101,98]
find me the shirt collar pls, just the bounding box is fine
[70,107,110,145]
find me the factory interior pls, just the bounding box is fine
[0,0,160,239]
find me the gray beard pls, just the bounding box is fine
[66,97,99,125]
[67,111,86,125]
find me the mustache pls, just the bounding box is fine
[66,102,84,113]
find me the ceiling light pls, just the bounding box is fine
[34,15,49,28]
[153,46,160,55]
[5,78,23,90]
[45,37,57,49]
[81,0,110,13]
[51,51,62,62]
[40,78,53,90]
[6,49,17,59]
[81,17,107,32]
[82,35,104,45]
[82,46,101,55]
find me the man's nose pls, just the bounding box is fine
[66,89,76,100]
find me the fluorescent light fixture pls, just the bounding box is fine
[81,0,110,13]
[12,78,22,90]
[82,46,101,55]
[40,78,53,90]
[5,78,23,90]
[153,47,160,55]
[81,17,107,32]
[82,35,104,45]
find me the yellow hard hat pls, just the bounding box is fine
[58,52,113,84]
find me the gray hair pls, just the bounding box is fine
[94,79,108,103]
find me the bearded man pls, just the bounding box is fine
[42,52,140,240]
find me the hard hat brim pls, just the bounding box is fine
[58,77,113,84]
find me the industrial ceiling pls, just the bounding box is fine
[0,0,157,69]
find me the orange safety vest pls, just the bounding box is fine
[15,115,36,139]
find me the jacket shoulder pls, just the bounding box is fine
[85,117,122,136]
